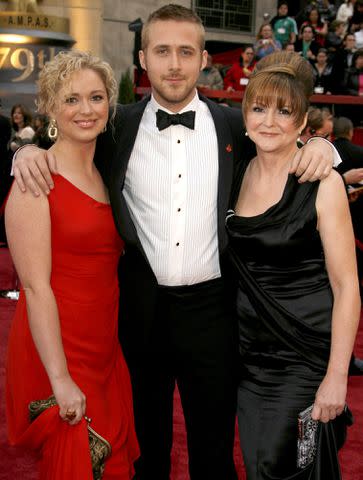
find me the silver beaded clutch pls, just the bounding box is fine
[297,404,319,469]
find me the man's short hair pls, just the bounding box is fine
[141,4,205,51]
[333,117,354,138]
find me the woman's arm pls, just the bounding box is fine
[5,184,86,424]
[313,170,361,422]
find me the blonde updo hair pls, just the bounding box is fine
[242,51,314,128]
[37,50,117,115]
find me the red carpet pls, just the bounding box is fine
[0,247,362,479]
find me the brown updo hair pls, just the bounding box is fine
[242,51,313,128]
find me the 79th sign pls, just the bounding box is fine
[0,45,59,83]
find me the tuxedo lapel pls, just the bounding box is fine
[109,96,150,247]
[113,96,150,189]
[202,96,235,252]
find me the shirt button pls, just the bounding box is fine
[177,139,181,144]
[177,208,181,212]
[178,174,182,178]
[176,242,180,246]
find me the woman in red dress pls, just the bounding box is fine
[300,7,328,47]
[5,50,139,480]
[223,46,256,92]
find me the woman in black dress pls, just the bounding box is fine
[226,51,360,479]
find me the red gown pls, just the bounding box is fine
[6,174,139,480]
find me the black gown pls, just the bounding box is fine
[226,164,350,480]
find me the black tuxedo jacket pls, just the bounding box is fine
[94,96,250,352]
[334,137,363,174]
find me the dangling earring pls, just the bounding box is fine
[245,131,249,137]
[48,118,58,141]
[102,124,107,133]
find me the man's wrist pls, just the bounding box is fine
[306,136,342,168]
[11,143,37,175]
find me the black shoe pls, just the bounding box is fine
[349,357,363,376]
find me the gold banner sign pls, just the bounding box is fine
[0,12,69,33]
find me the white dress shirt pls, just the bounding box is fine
[123,92,221,286]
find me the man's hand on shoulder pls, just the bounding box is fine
[290,137,334,183]
[13,145,57,197]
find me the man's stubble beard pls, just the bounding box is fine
[152,83,197,108]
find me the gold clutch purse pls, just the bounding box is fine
[29,395,112,480]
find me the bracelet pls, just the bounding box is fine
[14,143,37,157]
[11,143,37,176]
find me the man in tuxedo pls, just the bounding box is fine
[334,117,363,172]
[331,33,357,94]
[334,117,363,315]
[12,5,339,479]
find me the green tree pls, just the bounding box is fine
[118,68,135,104]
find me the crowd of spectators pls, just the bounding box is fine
[197,0,363,120]
[0,102,53,243]
[2,103,53,157]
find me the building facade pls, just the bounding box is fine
[0,0,276,113]
[104,0,275,82]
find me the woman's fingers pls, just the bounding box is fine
[312,400,345,423]
[311,403,321,421]
[58,394,86,426]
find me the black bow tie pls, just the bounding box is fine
[156,109,195,131]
